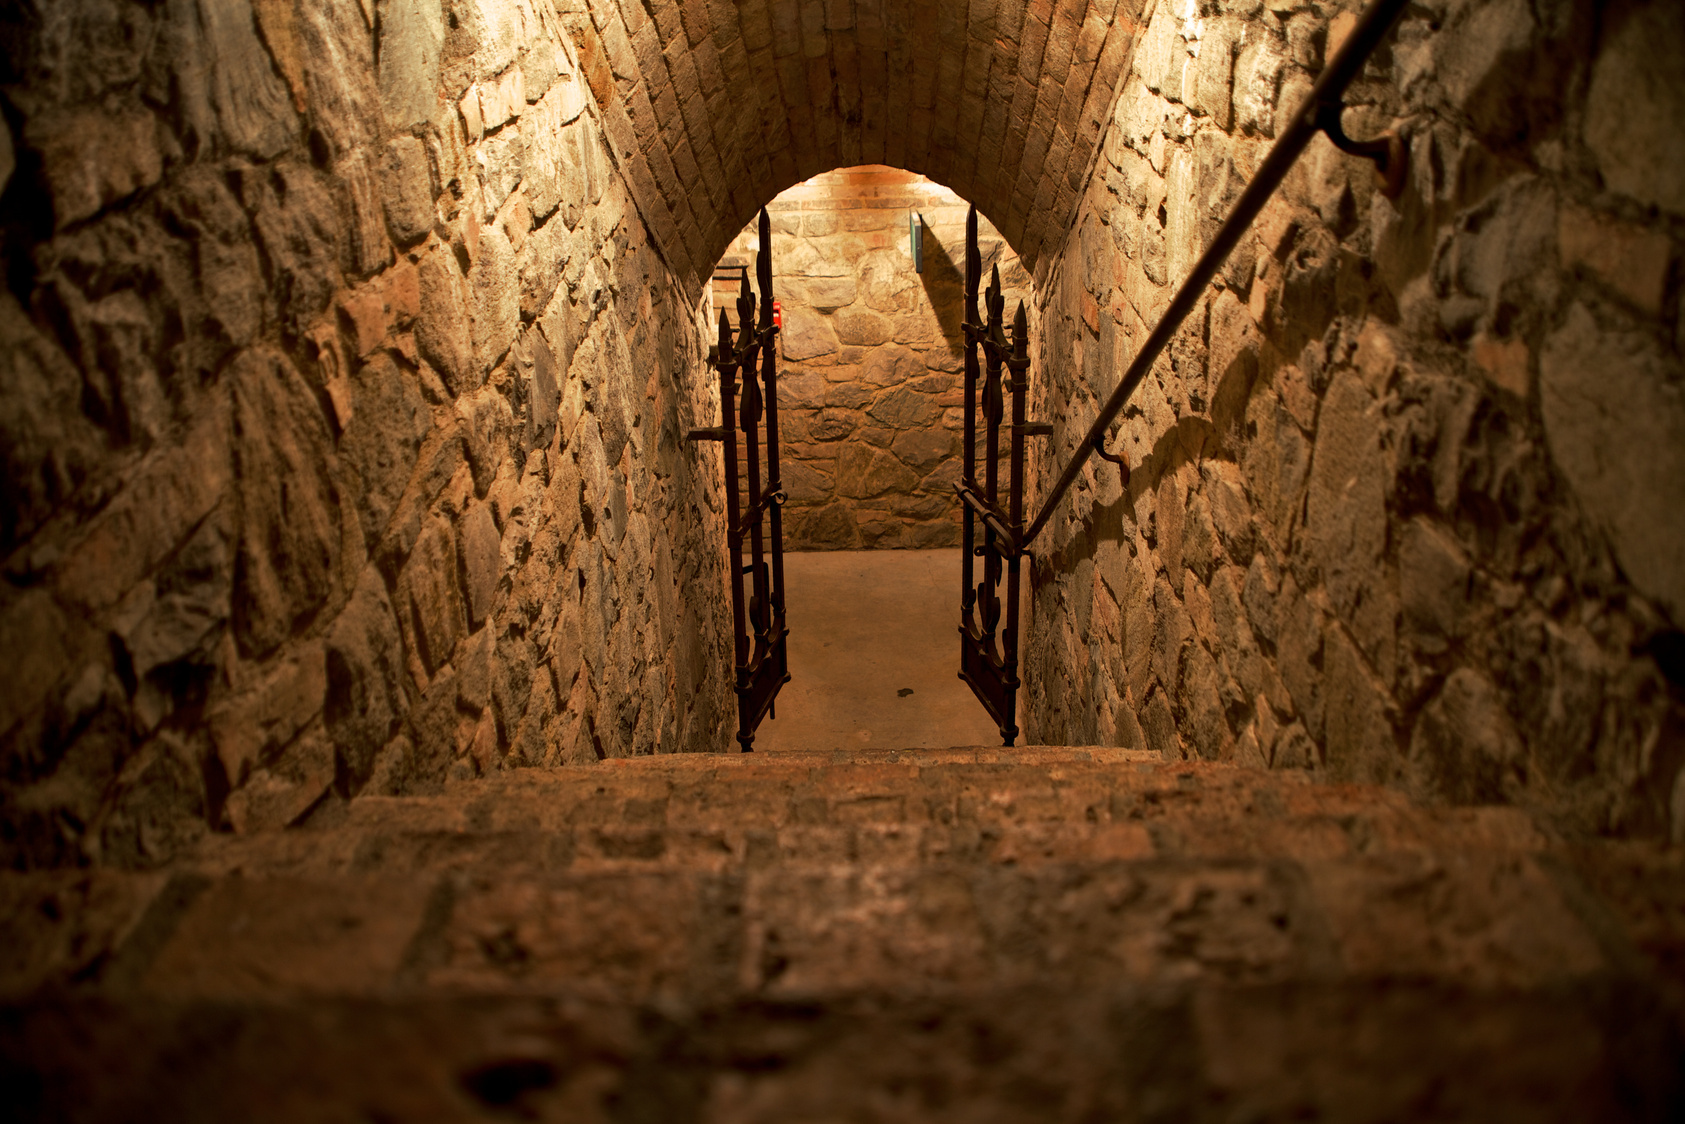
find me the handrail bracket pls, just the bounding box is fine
[1313,96,1407,199]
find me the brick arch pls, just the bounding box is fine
[565,0,1146,296]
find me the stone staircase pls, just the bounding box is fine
[4,748,1683,1122]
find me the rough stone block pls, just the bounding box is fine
[417,245,478,396]
[1541,304,1685,623]
[866,386,942,429]
[781,306,838,360]
[1407,668,1522,805]
[833,307,893,347]
[476,127,527,223]
[339,352,430,544]
[55,399,232,615]
[1135,1,1182,103]
[297,0,383,159]
[225,731,335,833]
[1190,18,1235,129]
[398,515,466,679]
[459,501,501,629]
[1584,3,1685,216]
[0,591,79,743]
[1398,519,1469,653]
[471,226,522,376]
[835,445,918,500]
[29,106,163,230]
[860,343,924,387]
[207,640,327,788]
[1233,33,1284,138]
[1557,205,1673,316]
[325,567,409,789]
[480,65,527,131]
[1322,628,1397,785]
[339,147,396,281]
[229,349,344,658]
[457,387,516,497]
[381,136,436,247]
[379,0,444,132]
[1305,369,1387,632]
[801,276,858,309]
[889,428,955,469]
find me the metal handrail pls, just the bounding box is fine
[1020,0,1411,548]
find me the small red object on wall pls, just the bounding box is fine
[772,300,782,329]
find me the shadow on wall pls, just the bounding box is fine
[918,218,965,352]
[921,221,1028,352]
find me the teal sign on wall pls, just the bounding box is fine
[910,212,924,273]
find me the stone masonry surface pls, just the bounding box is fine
[0,0,1680,896]
[2,1,1683,1108]
[0,0,735,872]
[1021,0,1685,841]
[712,167,1032,550]
[3,749,1683,1119]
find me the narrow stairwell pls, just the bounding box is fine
[5,749,1683,1122]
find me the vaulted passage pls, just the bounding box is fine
[2,0,1685,1114]
[566,0,1138,290]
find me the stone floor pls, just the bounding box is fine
[4,747,1683,1121]
[752,550,1009,751]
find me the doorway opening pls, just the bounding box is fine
[699,167,1036,750]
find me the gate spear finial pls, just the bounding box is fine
[758,207,775,330]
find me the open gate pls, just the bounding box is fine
[954,206,1051,746]
[688,208,789,751]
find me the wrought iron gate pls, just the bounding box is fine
[688,208,789,751]
[954,206,1051,746]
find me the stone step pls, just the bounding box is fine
[7,980,1680,1124]
[186,793,1545,881]
[194,750,1542,874]
[3,751,1683,1121]
[2,757,1669,1001]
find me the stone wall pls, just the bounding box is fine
[712,167,1032,550]
[0,0,734,869]
[1023,0,1685,838]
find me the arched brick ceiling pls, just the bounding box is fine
[566,0,1146,295]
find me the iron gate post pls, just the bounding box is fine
[955,208,1051,746]
[688,208,790,752]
